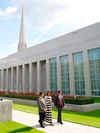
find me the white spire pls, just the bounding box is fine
[18,7,27,52]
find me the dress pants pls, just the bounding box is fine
[39,112,45,126]
[57,107,62,123]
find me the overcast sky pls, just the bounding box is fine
[0,0,100,58]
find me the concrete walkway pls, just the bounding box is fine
[13,110,100,133]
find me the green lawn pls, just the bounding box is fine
[13,103,100,128]
[0,121,45,133]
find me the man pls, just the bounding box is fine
[54,91,64,124]
[37,92,47,128]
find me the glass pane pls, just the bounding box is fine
[88,48,100,96]
[73,52,85,95]
[49,58,57,93]
[60,55,70,94]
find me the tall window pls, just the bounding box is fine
[73,52,85,95]
[88,48,100,96]
[49,58,57,93]
[60,55,70,94]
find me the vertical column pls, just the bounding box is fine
[6,68,8,91]
[22,65,25,92]
[18,66,23,92]
[37,61,41,93]
[8,68,11,91]
[11,67,13,91]
[83,50,91,96]
[32,62,37,93]
[29,63,32,92]
[1,70,4,90]
[3,69,6,90]
[69,54,75,95]
[16,66,19,92]
[46,59,50,91]
[57,56,62,92]
[0,70,2,90]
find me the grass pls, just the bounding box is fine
[0,121,45,133]
[13,103,100,128]
[13,104,38,114]
[53,108,100,128]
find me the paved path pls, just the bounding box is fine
[13,110,100,133]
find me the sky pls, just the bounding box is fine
[0,0,100,59]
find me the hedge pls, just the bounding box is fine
[0,93,95,105]
[64,98,95,105]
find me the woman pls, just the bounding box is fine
[37,92,47,128]
[44,91,54,126]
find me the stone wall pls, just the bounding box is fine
[0,99,12,122]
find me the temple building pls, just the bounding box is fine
[0,10,100,96]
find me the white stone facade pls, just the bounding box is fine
[0,22,100,96]
[0,100,12,122]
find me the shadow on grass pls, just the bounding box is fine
[8,126,33,133]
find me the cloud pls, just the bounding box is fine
[0,6,17,16]
[10,0,100,46]
[10,0,100,32]
[1,0,100,32]
[1,0,100,58]
[10,0,68,44]
[11,0,67,28]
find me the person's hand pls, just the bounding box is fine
[44,108,47,111]
[64,105,67,109]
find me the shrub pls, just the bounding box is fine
[0,91,95,104]
[64,98,95,105]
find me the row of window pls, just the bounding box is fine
[49,48,100,96]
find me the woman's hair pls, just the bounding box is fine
[46,91,51,96]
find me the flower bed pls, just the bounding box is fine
[0,91,95,105]
[0,91,38,100]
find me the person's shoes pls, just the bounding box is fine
[41,125,45,128]
[50,123,54,126]
[57,121,63,124]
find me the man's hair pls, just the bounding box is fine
[39,92,43,96]
[57,91,61,93]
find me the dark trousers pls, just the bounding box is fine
[39,112,45,126]
[57,107,62,123]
